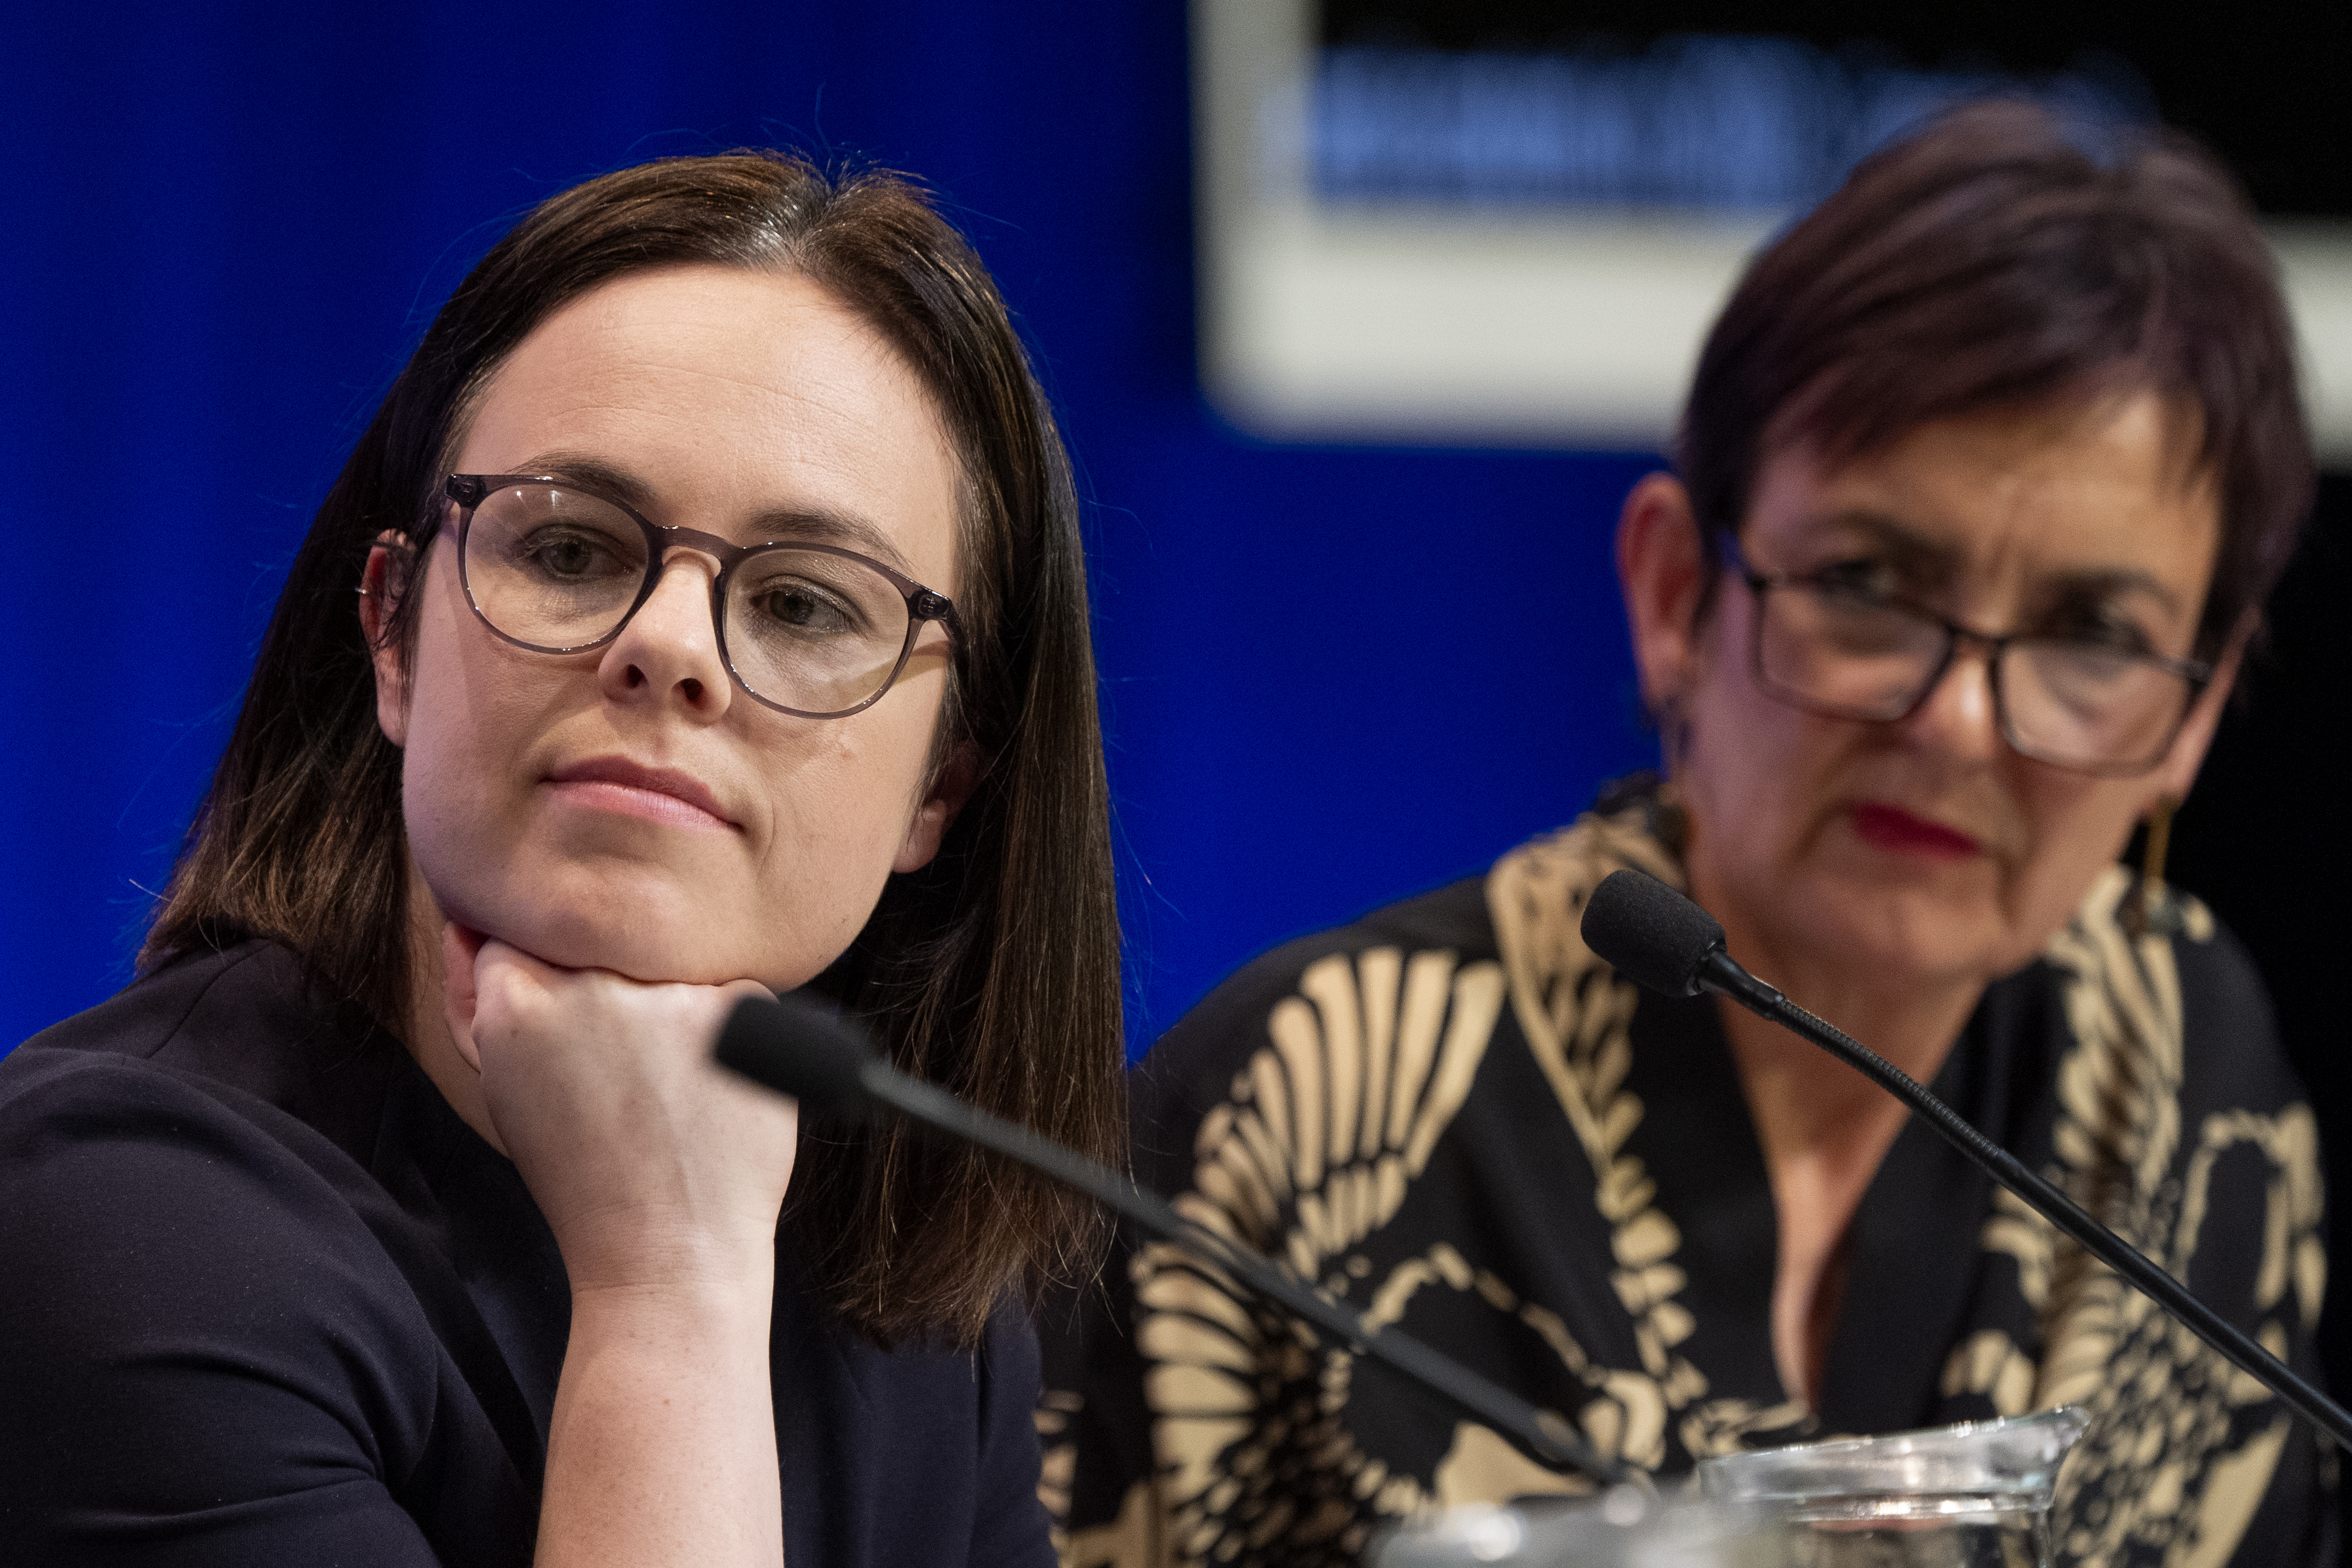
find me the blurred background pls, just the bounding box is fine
[2,0,2345,1442]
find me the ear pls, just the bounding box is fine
[2145,616,2251,810]
[1616,472,1711,715]
[894,739,981,875]
[360,532,416,749]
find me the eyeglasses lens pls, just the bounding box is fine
[1755,586,2192,773]
[1756,584,1945,720]
[2001,642,2189,773]
[462,482,916,716]
[464,485,649,649]
[723,549,912,716]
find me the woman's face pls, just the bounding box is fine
[368,263,965,989]
[1639,392,2231,992]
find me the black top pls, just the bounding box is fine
[0,940,1054,1568]
[1040,805,2337,1568]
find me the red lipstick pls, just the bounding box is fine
[1849,802,1980,861]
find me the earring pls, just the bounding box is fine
[2124,794,2181,940]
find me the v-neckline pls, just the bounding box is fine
[1620,979,2055,1432]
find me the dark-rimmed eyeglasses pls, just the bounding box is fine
[443,474,961,720]
[1721,533,2212,777]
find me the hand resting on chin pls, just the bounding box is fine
[438,924,800,1295]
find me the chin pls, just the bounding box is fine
[513,905,730,981]
[434,863,760,985]
[1785,865,2019,987]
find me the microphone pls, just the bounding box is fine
[1580,868,2352,1457]
[715,992,1639,1489]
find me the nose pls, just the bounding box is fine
[1899,638,2003,763]
[598,551,733,719]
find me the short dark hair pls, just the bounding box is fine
[143,152,1124,1348]
[1680,101,2313,656]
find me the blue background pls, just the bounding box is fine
[8,0,2352,1493]
[0,2,1658,1056]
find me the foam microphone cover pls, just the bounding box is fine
[714,992,877,1120]
[1579,869,1728,998]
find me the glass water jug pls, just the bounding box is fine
[1373,1484,1790,1568]
[1696,1407,2087,1568]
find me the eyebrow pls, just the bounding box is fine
[1796,508,2187,614]
[509,451,917,573]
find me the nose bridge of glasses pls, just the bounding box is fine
[619,540,729,646]
[1898,623,2006,749]
[649,518,750,564]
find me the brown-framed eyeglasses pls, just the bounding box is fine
[441,474,961,721]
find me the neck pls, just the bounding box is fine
[1678,826,1986,1133]
[1678,832,1988,1408]
[1713,934,1984,1106]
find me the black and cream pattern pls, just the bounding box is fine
[1040,805,2335,1567]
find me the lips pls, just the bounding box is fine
[1849,801,1981,861]
[546,756,737,832]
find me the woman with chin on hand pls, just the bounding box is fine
[0,151,1121,1568]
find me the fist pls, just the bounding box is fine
[441,925,801,1293]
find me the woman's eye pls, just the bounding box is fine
[517,528,628,581]
[1808,558,1903,605]
[2048,610,2156,658]
[533,538,599,576]
[754,584,856,635]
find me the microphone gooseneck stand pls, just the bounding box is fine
[714,993,1641,1491]
[1580,867,2352,1458]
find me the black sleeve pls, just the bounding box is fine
[0,1057,450,1567]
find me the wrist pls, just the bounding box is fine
[567,1265,778,1343]
[557,1217,780,1302]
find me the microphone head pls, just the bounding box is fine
[714,992,877,1120]
[1579,869,1727,998]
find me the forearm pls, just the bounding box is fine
[536,1273,783,1568]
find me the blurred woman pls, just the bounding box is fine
[0,151,1121,1567]
[1044,104,2329,1567]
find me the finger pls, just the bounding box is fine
[439,923,488,1072]
[718,977,781,1009]
[474,934,556,984]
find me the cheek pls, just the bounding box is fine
[396,635,496,890]
[1682,627,1837,839]
[2007,772,2143,911]
[746,690,942,889]
[394,595,555,902]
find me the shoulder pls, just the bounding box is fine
[0,978,450,1534]
[2035,866,2304,1111]
[2168,899,2318,1140]
[2169,907,2284,1063]
[2,938,408,1170]
[1136,803,1677,1177]
[10,936,379,1082]
[1137,874,1496,1143]
[0,947,427,1325]
[0,939,439,1381]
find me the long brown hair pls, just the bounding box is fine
[1681,101,2313,654]
[143,151,1124,1347]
